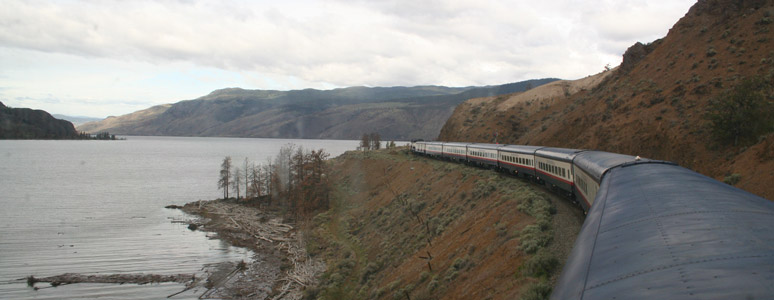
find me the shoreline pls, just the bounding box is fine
[177,198,324,299]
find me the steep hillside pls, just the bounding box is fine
[77,79,558,140]
[77,104,172,134]
[439,0,774,199]
[307,149,584,299]
[0,102,82,139]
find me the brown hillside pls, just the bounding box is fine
[307,149,584,299]
[439,0,774,200]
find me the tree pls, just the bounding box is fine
[247,163,261,199]
[244,158,249,200]
[705,76,773,146]
[232,166,242,199]
[360,133,371,151]
[218,156,232,199]
[265,158,274,205]
[369,132,381,150]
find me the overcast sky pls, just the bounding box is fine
[0,0,696,118]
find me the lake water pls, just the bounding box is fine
[0,136,359,299]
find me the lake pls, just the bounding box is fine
[0,136,360,299]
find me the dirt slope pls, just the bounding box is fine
[439,0,774,199]
[306,149,584,300]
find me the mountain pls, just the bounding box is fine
[439,0,774,199]
[52,114,102,126]
[77,79,559,140]
[0,102,81,139]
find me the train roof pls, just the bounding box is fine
[573,151,645,182]
[467,143,503,150]
[535,147,585,162]
[424,141,444,145]
[499,145,543,154]
[442,142,470,147]
[551,162,774,300]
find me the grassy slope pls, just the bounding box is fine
[305,148,584,300]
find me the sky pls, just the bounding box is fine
[0,0,697,118]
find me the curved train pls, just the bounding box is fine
[410,140,774,300]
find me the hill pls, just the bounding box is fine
[52,114,102,126]
[306,149,584,299]
[0,102,82,139]
[439,0,774,200]
[77,79,558,140]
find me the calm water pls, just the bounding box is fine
[0,136,359,299]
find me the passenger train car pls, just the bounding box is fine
[409,140,774,300]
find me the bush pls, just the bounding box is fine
[519,225,552,254]
[521,280,553,300]
[723,173,742,186]
[522,251,559,278]
[705,76,774,146]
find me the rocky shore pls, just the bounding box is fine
[178,199,325,299]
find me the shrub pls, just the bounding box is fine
[519,225,552,254]
[705,76,774,146]
[521,280,553,300]
[522,251,559,278]
[723,173,742,186]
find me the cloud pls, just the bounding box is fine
[0,0,697,116]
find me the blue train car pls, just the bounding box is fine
[466,143,502,168]
[534,147,585,194]
[498,145,542,178]
[571,151,645,211]
[551,162,774,300]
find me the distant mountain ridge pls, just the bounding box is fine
[52,114,102,126]
[78,79,558,140]
[0,102,81,139]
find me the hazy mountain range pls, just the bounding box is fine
[52,114,102,126]
[77,79,558,140]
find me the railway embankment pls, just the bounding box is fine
[305,148,584,299]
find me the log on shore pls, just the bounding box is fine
[27,273,195,287]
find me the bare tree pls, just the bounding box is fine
[248,163,261,199]
[243,158,249,200]
[218,156,232,199]
[265,158,274,205]
[369,132,381,150]
[232,166,242,199]
[360,133,371,151]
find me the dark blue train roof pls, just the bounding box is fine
[535,147,585,162]
[499,145,543,154]
[551,162,774,300]
[467,143,503,150]
[572,151,647,182]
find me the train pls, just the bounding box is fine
[410,140,774,300]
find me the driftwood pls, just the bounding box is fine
[27,273,195,289]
